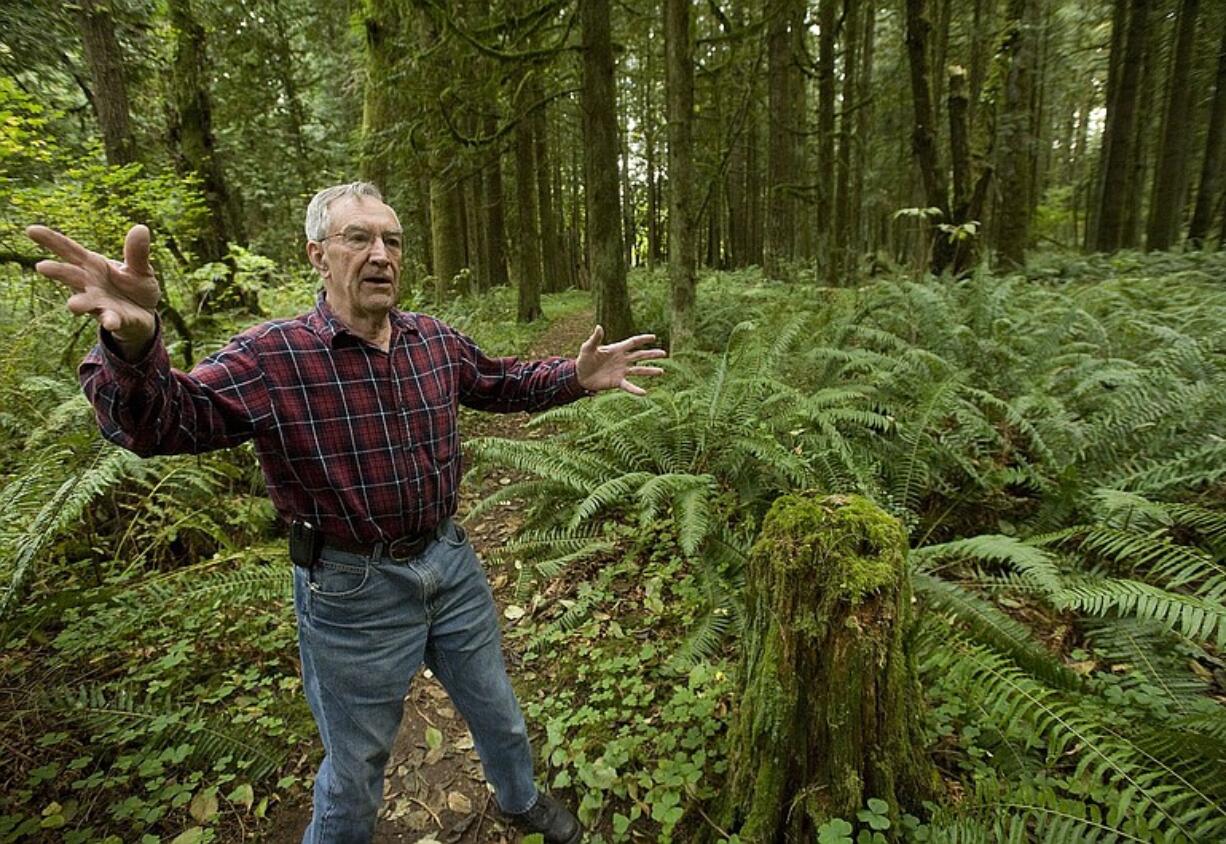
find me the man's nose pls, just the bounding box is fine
[367,236,391,264]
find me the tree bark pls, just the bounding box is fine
[430,177,465,300]
[515,75,544,322]
[1145,0,1200,251]
[994,0,1039,268]
[904,0,954,275]
[482,113,511,287]
[714,494,938,842]
[816,0,837,280]
[832,0,860,286]
[765,0,797,280]
[666,0,696,353]
[533,91,564,292]
[75,0,136,167]
[1093,0,1148,253]
[166,0,249,308]
[581,0,634,340]
[1086,0,1129,250]
[1187,18,1226,249]
[360,0,402,194]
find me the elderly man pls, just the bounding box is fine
[27,182,665,844]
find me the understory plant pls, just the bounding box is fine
[468,257,1226,842]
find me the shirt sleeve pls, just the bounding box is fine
[79,319,270,456]
[452,328,592,413]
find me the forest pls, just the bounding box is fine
[1,0,1224,841]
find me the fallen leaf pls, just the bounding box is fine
[504,605,526,620]
[447,791,473,813]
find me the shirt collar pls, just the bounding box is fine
[307,291,418,347]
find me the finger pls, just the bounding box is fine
[627,349,668,362]
[35,259,93,292]
[26,225,95,266]
[98,308,121,334]
[123,224,152,277]
[626,366,665,377]
[610,333,657,351]
[581,325,603,354]
[619,379,647,397]
[67,292,97,316]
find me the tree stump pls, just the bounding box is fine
[715,493,938,843]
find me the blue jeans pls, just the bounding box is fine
[293,519,539,843]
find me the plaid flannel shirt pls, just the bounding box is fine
[80,296,588,543]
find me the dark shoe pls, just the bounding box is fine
[502,793,582,844]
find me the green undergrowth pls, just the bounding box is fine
[509,520,734,844]
[473,253,1226,843]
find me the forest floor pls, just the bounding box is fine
[266,308,596,844]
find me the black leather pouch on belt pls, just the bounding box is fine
[289,520,323,568]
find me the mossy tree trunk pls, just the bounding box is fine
[715,494,938,843]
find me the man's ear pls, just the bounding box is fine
[306,240,329,276]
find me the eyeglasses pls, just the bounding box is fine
[319,227,404,255]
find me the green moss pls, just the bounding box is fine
[753,493,905,604]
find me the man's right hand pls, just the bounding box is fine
[26,223,161,359]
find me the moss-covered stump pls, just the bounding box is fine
[714,494,938,843]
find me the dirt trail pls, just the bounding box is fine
[267,310,595,844]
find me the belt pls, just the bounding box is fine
[321,522,447,562]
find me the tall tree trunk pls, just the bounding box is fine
[464,167,482,295]
[166,0,249,308]
[620,116,636,269]
[854,1,876,270]
[994,0,1039,268]
[666,0,696,352]
[817,0,837,280]
[1188,18,1226,248]
[904,0,954,274]
[1145,0,1200,250]
[482,113,511,287]
[832,0,860,285]
[360,0,402,193]
[581,0,634,340]
[765,0,797,279]
[643,40,660,272]
[530,82,564,293]
[430,177,465,300]
[1093,0,1148,253]
[75,0,136,166]
[1086,0,1130,250]
[1122,1,1160,248]
[515,77,544,322]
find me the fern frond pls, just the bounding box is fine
[914,573,1080,689]
[1055,576,1226,648]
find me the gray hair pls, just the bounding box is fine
[304,182,384,241]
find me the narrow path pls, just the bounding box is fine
[270,309,595,844]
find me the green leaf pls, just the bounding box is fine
[170,829,206,844]
[226,783,254,810]
[425,727,444,750]
[818,818,854,844]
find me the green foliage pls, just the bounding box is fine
[472,258,1226,842]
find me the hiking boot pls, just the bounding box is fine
[502,792,582,844]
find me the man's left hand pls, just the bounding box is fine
[576,326,667,396]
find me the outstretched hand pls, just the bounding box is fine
[26,223,161,356]
[576,326,667,397]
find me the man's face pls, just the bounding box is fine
[307,195,403,325]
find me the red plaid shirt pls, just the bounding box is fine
[80,297,588,543]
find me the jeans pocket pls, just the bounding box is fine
[442,519,469,548]
[308,555,371,598]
